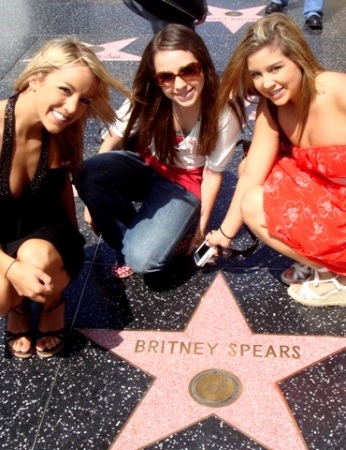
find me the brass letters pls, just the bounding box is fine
[134,340,301,359]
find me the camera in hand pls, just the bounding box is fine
[193,239,217,267]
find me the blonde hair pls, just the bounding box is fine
[14,38,130,174]
[218,13,325,140]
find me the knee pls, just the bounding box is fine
[75,153,118,199]
[240,186,264,228]
[75,158,95,194]
[125,246,164,274]
[124,231,170,273]
[17,240,63,272]
[126,253,161,274]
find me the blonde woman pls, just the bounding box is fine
[0,38,129,358]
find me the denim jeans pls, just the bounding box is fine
[76,151,201,273]
[271,0,325,19]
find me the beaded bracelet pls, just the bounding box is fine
[219,226,233,240]
[4,260,17,279]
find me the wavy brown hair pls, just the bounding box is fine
[122,24,220,166]
[218,13,325,142]
[14,38,130,176]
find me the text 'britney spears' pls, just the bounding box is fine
[134,340,301,359]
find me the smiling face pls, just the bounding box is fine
[29,63,99,133]
[247,44,303,105]
[153,50,204,111]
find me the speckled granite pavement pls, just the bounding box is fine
[0,1,345,449]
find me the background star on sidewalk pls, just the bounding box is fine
[206,5,266,33]
[81,274,346,450]
[83,38,141,61]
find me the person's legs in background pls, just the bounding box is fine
[265,0,324,30]
[304,0,324,30]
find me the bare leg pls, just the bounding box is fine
[241,186,320,266]
[0,261,33,356]
[16,239,70,353]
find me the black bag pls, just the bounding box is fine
[134,0,206,24]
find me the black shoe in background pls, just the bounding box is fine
[305,15,323,30]
[265,2,284,14]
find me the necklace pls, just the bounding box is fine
[173,104,200,155]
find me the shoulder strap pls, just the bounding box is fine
[0,96,17,196]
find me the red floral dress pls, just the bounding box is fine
[263,145,346,274]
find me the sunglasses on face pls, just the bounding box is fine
[154,62,202,87]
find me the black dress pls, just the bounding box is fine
[0,95,85,279]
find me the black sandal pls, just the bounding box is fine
[5,299,35,359]
[36,295,66,359]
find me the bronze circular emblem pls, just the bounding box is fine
[225,11,243,17]
[189,369,242,407]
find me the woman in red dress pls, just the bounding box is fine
[207,13,346,307]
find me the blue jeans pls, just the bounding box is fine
[76,151,200,273]
[271,0,325,19]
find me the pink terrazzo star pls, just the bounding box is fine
[206,5,266,33]
[80,273,346,450]
[83,39,141,61]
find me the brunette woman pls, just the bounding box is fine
[77,24,241,278]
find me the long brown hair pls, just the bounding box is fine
[14,38,130,175]
[218,13,325,142]
[122,24,220,165]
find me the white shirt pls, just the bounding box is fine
[110,100,241,172]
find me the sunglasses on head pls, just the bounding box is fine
[154,62,202,87]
